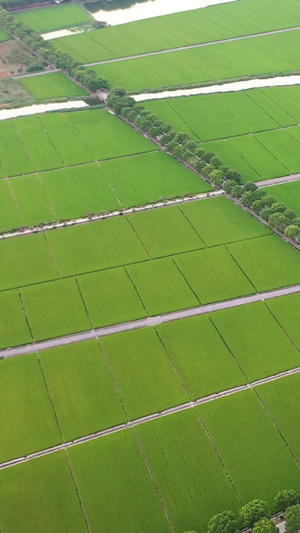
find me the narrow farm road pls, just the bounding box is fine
[256,173,300,187]
[0,191,221,242]
[84,26,300,66]
[2,363,300,471]
[2,283,300,360]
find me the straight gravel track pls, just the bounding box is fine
[2,363,300,471]
[2,283,300,360]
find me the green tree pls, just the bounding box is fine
[244,182,258,192]
[208,510,239,533]
[173,132,190,144]
[223,180,238,194]
[284,209,297,221]
[239,499,269,528]
[268,212,289,232]
[284,225,300,241]
[261,207,274,221]
[286,504,300,533]
[271,202,287,214]
[210,156,222,168]
[274,490,300,512]
[231,185,243,198]
[263,195,277,207]
[226,169,242,184]
[241,191,256,207]
[252,518,277,533]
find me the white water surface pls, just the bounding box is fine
[0,101,88,121]
[93,0,237,26]
[42,28,86,40]
[134,75,300,101]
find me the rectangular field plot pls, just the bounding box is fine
[0,452,86,533]
[255,129,300,175]
[46,217,148,277]
[247,88,298,128]
[96,30,300,91]
[211,302,300,381]
[146,91,279,142]
[20,72,88,100]
[262,180,300,217]
[0,354,61,462]
[180,196,270,246]
[228,235,300,291]
[40,164,121,220]
[69,431,170,533]
[127,257,199,315]
[174,246,255,304]
[0,180,23,232]
[267,292,300,352]
[39,340,126,441]
[257,374,300,461]
[136,410,240,532]
[40,112,94,166]
[100,151,212,207]
[78,268,147,327]
[228,135,289,180]
[128,205,204,258]
[10,175,55,227]
[200,140,261,182]
[0,120,35,177]
[157,315,245,400]
[0,290,32,349]
[198,390,300,503]
[100,328,187,419]
[14,3,91,32]
[21,278,90,341]
[0,233,57,291]
[14,115,63,172]
[68,109,156,160]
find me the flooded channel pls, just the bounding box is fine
[0,101,88,121]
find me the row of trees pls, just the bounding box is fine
[0,5,109,89]
[107,88,300,244]
[183,490,300,533]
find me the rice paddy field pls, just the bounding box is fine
[13,3,91,33]
[19,72,89,100]
[0,109,215,232]
[3,1,300,531]
[145,86,300,182]
[262,180,300,216]
[93,29,300,91]
[53,0,300,63]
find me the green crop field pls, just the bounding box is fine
[0,291,32,349]
[100,328,188,419]
[267,292,300,352]
[136,409,240,532]
[94,30,300,91]
[210,302,300,381]
[174,246,256,304]
[128,204,205,258]
[0,353,61,463]
[180,196,271,246]
[262,180,300,216]
[0,452,87,533]
[20,72,88,100]
[198,390,300,503]
[0,180,23,233]
[21,278,91,341]
[257,373,300,461]
[156,315,246,399]
[69,431,170,532]
[54,0,300,63]
[227,234,300,290]
[0,109,157,178]
[78,268,147,327]
[14,3,91,33]
[127,256,199,315]
[39,340,126,441]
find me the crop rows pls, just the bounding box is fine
[54,0,300,64]
[14,3,91,33]
[19,72,88,100]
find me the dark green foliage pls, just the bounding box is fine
[208,511,239,533]
[252,518,277,533]
[286,505,300,533]
[239,500,269,528]
[274,490,300,512]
